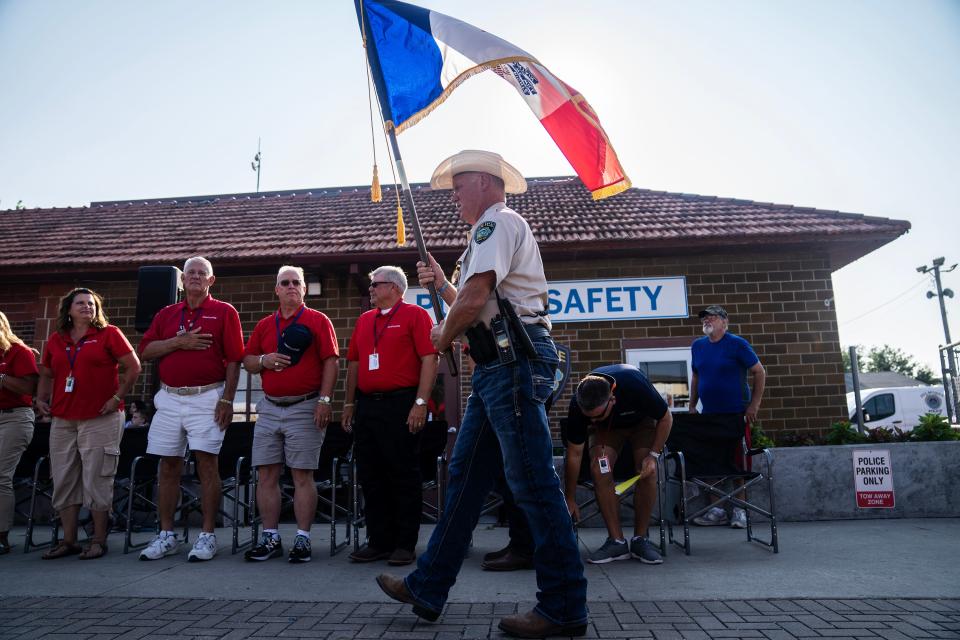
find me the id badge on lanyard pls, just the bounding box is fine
[64,336,87,394]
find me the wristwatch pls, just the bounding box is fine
[317,395,332,405]
[415,397,427,407]
[648,450,661,460]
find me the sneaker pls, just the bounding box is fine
[245,533,283,562]
[288,535,311,563]
[187,533,217,562]
[692,506,729,526]
[630,536,663,564]
[586,538,631,564]
[730,507,747,529]
[139,532,181,561]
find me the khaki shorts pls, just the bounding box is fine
[0,407,35,531]
[252,397,324,470]
[587,417,657,465]
[50,412,123,512]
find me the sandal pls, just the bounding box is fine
[79,539,108,560]
[41,541,82,560]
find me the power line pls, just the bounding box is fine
[839,277,929,326]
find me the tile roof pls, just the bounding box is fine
[0,177,909,271]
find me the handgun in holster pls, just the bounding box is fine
[496,292,537,360]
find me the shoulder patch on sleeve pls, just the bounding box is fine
[473,221,496,244]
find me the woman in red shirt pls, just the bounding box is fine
[0,311,39,555]
[36,288,141,560]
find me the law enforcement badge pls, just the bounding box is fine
[474,221,496,244]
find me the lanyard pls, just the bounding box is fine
[179,303,204,333]
[372,301,403,353]
[276,305,306,347]
[65,335,89,373]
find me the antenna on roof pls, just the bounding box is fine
[250,138,262,193]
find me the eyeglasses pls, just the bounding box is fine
[279,279,302,287]
[369,281,392,288]
[587,396,614,424]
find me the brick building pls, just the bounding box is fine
[0,178,908,439]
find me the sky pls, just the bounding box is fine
[1,0,958,371]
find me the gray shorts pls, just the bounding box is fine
[252,397,324,469]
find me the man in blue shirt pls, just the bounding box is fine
[563,364,673,565]
[688,304,766,527]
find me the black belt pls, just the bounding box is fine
[266,392,319,407]
[469,323,549,365]
[0,407,31,414]
[358,387,417,401]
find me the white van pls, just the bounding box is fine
[846,385,946,431]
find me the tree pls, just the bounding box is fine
[841,344,942,384]
[865,345,917,376]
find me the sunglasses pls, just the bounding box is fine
[369,281,392,288]
[279,279,302,287]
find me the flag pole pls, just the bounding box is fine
[386,128,459,377]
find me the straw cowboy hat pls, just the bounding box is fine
[430,150,527,194]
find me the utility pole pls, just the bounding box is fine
[917,257,957,422]
[251,138,262,193]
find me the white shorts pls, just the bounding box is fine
[147,386,225,457]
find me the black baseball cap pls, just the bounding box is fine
[277,324,313,366]
[698,305,728,319]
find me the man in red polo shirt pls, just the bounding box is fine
[343,266,438,567]
[241,265,339,564]
[137,256,245,562]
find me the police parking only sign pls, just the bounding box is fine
[853,449,895,508]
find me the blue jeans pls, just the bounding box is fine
[404,330,588,625]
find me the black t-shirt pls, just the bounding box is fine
[563,364,669,446]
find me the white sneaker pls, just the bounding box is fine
[139,532,181,561]
[692,506,729,526]
[187,533,217,562]
[730,507,747,529]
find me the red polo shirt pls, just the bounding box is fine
[245,305,340,397]
[41,325,133,420]
[139,295,245,387]
[0,342,39,409]
[347,302,436,394]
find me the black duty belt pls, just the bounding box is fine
[266,391,319,407]
[468,323,549,366]
[358,387,417,401]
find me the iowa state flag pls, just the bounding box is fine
[356,0,631,200]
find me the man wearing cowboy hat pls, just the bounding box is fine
[240,265,339,563]
[342,265,438,568]
[377,150,588,639]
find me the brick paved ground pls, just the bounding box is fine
[0,597,957,639]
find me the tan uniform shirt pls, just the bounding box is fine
[454,202,552,331]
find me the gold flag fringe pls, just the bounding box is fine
[371,165,382,202]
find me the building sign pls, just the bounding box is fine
[406,277,688,323]
[853,449,895,508]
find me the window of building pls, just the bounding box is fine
[625,347,692,411]
[235,369,264,421]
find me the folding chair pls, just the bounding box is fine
[664,413,778,554]
[209,422,256,554]
[17,421,57,553]
[312,421,355,556]
[419,420,451,523]
[112,427,158,551]
[560,418,667,555]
